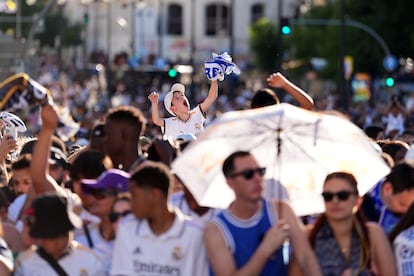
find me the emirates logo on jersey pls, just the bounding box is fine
[172,246,183,260]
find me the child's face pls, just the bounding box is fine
[171,92,189,113]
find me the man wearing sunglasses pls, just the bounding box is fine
[360,161,414,233]
[204,151,321,276]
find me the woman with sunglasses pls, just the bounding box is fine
[109,194,132,233]
[289,172,396,276]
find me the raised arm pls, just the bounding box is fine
[148,91,165,127]
[200,80,218,113]
[267,72,314,110]
[204,219,289,276]
[30,104,61,194]
[277,201,322,276]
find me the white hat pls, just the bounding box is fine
[175,132,197,143]
[164,83,185,116]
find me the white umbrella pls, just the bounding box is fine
[171,103,390,216]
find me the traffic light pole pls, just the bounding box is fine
[291,18,391,58]
[276,0,283,71]
[24,0,58,73]
[339,0,347,110]
[291,17,392,111]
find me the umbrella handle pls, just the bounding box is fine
[276,128,282,157]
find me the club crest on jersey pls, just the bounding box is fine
[172,246,183,260]
[195,123,201,131]
[399,244,414,259]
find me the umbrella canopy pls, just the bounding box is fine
[171,103,390,216]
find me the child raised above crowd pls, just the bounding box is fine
[148,52,240,140]
[148,80,218,140]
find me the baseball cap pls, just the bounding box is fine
[81,168,130,193]
[29,194,82,238]
[164,83,185,116]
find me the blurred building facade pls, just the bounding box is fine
[64,0,301,65]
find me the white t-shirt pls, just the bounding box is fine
[169,192,221,225]
[14,241,105,276]
[163,105,206,139]
[110,208,209,276]
[385,113,405,136]
[74,222,113,274]
[394,225,414,276]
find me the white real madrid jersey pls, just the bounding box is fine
[163,105,206,140]
[394,225,414,276]
[110,208,208,276]
[14,241,105,276]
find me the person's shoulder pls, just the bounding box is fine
[71,241,104,261]
[366,221,387,238]
[117,216,141,235]
[174,208,203,232]
[183,217,205,233]
[169,191,185,205]
[15,245,36,262]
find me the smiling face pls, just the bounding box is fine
[170,92,190,114]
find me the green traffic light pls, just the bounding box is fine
[281,26,291,35]
[168,69,178,78]
[385,77,395,87]
[83,13,89,25]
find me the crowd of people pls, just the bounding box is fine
[0,54,414,275]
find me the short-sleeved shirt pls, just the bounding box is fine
[361,178,401,233]
[74,222,113,273]
[14,241,104,276]
[393,225,414,276]
[110,208,209,276]
[163,105,206,139]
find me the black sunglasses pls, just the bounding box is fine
[230,167,266,180]
[321,190,356,202]
[109,210,132,223]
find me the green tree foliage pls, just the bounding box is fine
[249,18,280,73]
[35,12,82,47]
[0,0,46,36]
[285,0,414,79]
[0,1,82,47]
